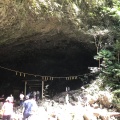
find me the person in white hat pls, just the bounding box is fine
[1,97,13,120]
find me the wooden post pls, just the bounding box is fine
[42,80,44,99]
[24,81,27,96]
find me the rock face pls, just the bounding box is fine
[0,0,100,74]
[0,0,117,92]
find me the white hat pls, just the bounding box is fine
[6,97,12,102]
[26,95,29,99]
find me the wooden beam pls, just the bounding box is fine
[22,80,42,82]
[42,80,44,99]
[28,85,41,86]
[24,81,27,96]
[29,86,41,88]
[27,84,41,86]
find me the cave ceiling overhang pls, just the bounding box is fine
[0,0,113,75]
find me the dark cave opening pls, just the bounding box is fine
[0,39,98,99]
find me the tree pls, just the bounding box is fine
[94,48,120,90]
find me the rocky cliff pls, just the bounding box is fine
[0,0,118,85]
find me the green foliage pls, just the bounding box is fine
[112,89,120,110]
[113,89,120,97]
[94,47,120,90]
[100,0,120,27]
[114,40,120,52]
[94,49,115,61]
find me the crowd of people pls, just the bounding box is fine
[0,91,40,120]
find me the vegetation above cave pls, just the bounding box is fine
[1,0,120,45]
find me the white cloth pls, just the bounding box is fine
[2,102,13,115]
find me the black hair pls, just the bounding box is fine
[29,93,34,99]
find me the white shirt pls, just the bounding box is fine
[20,93,24,100]
[2,102,13,115]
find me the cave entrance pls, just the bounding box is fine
[22,79,43,99]
[22,76,84,100]
[0,37,98,98]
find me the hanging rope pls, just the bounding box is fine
[0,65,91,81]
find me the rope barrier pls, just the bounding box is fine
[0,65,91,81]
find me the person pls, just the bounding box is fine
[0,94,5,102]
[36,91,40,101]
[65,92,69,105]
[22,93,38,120]
[10,94,14,103]
[33,91,36,101]
[25,95,29,100]
[1,97,13,120]
[19,92,24,106]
